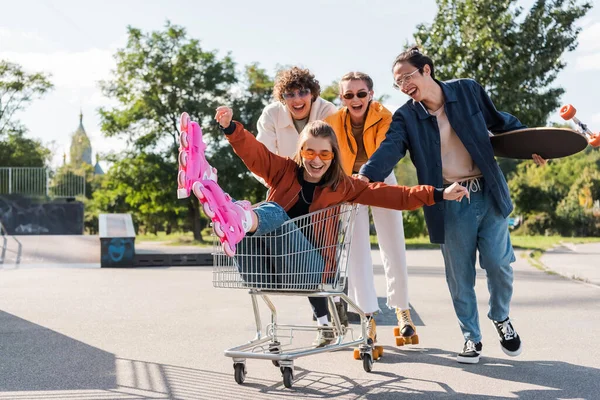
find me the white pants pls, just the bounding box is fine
[347,173,409,314]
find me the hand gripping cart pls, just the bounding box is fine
[212,204,383,388]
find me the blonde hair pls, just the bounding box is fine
[293,121,345,191]
[338,71,374,93]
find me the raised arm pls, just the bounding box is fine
[215,106,293,188]
[358,111,409,182]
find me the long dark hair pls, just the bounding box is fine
[293,121,345,191]
[392,46,436,80]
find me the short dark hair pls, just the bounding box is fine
[392,46,436,80]
[273,66,321,103]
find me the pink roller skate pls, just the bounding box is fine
[177,112,218,199]
[193,180,253,257]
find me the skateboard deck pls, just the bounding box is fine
[490,127,588,159]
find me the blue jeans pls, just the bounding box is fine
[235,202,328,317]
[440,179,515,343]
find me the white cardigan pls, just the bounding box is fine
[256,97,337,158]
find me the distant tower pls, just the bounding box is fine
[69,111,92,167]
[94,152,104,175]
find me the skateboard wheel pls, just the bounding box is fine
[560,104,576,120]
[353,348,361,360]
[395,336,405,346]
[393,327,400,336]
[180,131,189,148]
[223,240,236,257]
[177,170,186,187]
[590,134,600,147]
[178,150,187,167]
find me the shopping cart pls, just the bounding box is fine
[212,203,379,388]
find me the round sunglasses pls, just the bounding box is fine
[283,89,312,100]
[342,91,369,100]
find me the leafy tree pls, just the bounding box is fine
[413,0,591,128]
[0,60,53,136]
[321,80,340,105]
[0,131,51,167]
[98,22,237,240]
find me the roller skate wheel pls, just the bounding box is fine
[393,327,400,336]
[410,335,419,345]
[192,182,205,200]
[177,170,186,187]
[560,104,576,120]
[202,202,215,219]
[180,112,190,133]
[353,348,361,360]
[180,131,189,149]
[213,221,225,238]
[395,336,406,346]
[223,240,236,257]
[375,345,383,357]
[178,151,187,168]
[589,134,600,147]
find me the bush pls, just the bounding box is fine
[403,208,427,238]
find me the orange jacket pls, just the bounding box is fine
[324,101,393,176]
[224,121,439,212]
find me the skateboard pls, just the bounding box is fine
[490,127,588,159]
[560,104,600,147]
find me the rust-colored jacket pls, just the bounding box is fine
[225,121,439,211]
[225,121,441,280]
[324,101,393,175]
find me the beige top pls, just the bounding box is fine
[351,122,368,173]
[430,105,482,183]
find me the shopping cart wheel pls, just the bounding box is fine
[234,363,246,384]
[363,353,373,372]
[282,367,293,388]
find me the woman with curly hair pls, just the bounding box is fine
[257,66,337,157]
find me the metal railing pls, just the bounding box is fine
[0,220,22,265]
[0,167,85,198]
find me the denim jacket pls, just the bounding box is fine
[359,78,526,244]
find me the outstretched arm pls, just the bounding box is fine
[215,106,293,187]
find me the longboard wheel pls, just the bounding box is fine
[560,104,576,120]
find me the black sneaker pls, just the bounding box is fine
[457,340,483,364]
[493,317,522,356]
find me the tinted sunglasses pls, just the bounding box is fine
[301,149,335,160]
[342,91,369,100]
[283,89,312,100]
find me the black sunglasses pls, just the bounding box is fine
[342,91,369,100]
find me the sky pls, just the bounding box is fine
[1,0,599,168]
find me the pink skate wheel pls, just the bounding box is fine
[223,240,236,257]
[180,112,190,132]
[203,202,215,218]
[213,221,225,238]
[178,151,187,168]
[192,182,205,200]
[177,171,186,187]
[180,132,189,148]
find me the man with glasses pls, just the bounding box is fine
[257,66,336,158]
[358,46,540,364]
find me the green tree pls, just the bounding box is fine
[0,60,53,136]
[98,22,237,240]
[413,0,591,128]
[0,131,51,167]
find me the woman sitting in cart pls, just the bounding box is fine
[177,106,468,347]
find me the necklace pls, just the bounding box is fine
[299,187,312,204]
